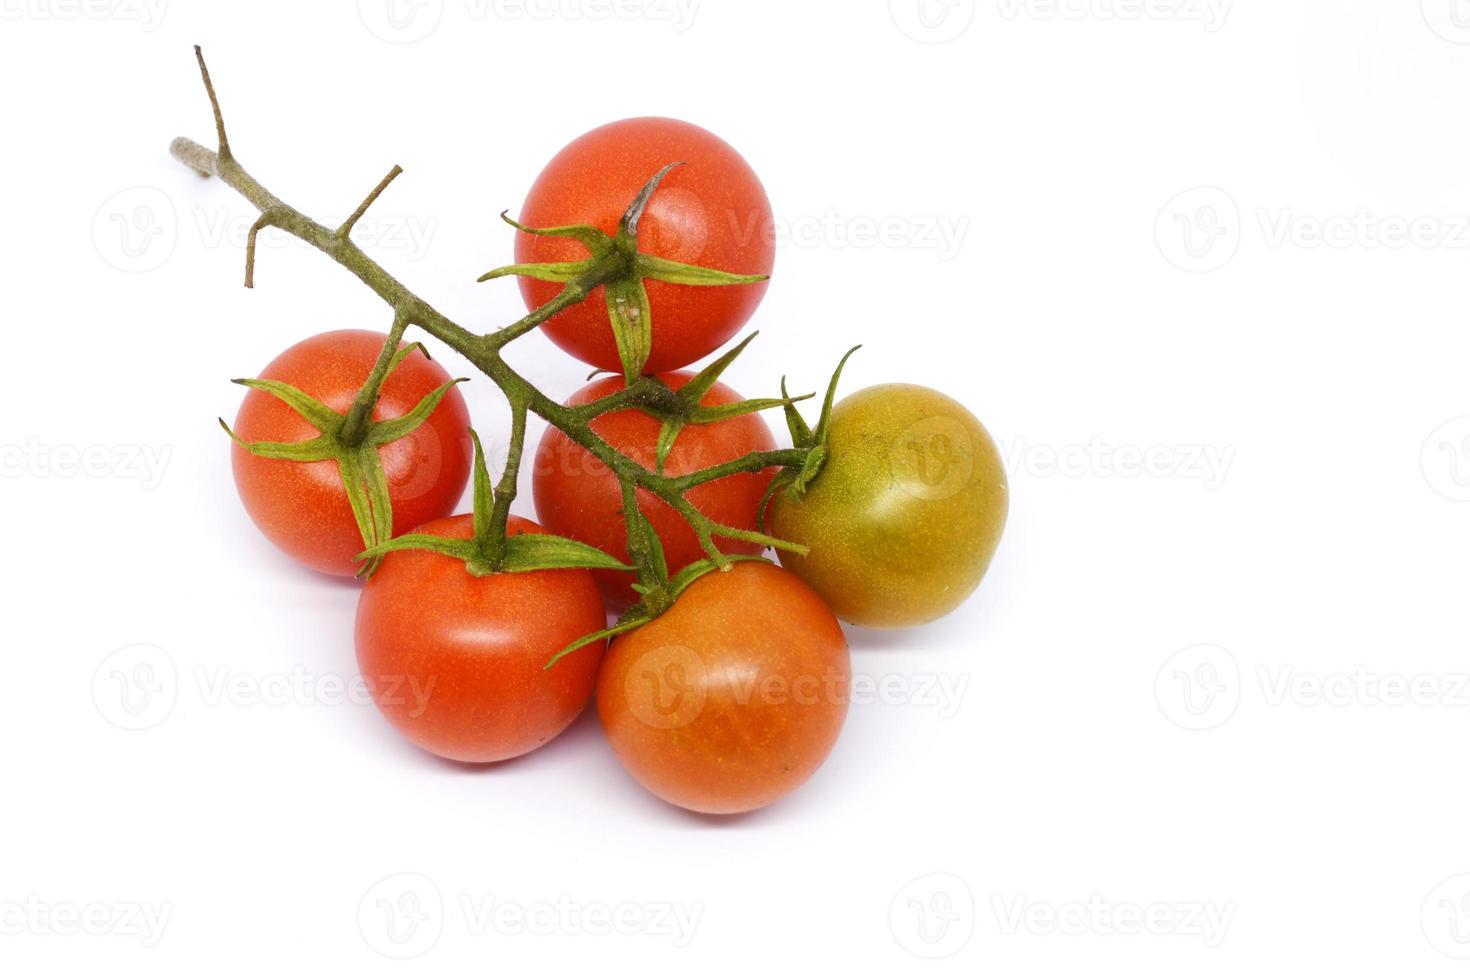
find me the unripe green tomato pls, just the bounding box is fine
[768,384,1008,628]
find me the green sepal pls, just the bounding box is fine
[668,553,770,596]
[605,275,653,385]
[498,211,612,252]
[692,395,811,425]
[367,377,467,446]
[793,445,828,495]
[478,258,598,285]
[544,617,645,670]
[479,211,612,283]
[779,345,862,495]
[631,507,669,584]
[232,377,340,432]
[544,553,774,671]
[338,445,395,576]
[812,345,862,448]
[635,253,768,287]
[757,468,796,533]
[359,530,629,578]
[219,418,338,462]
[654,420,681,475]
[358,533,479,565]
[499,533,633,574]
[468,428,496,543]
[651,332,757,471]
[781,377,813,447]
[385,341,432,374]
[683,332,758,403]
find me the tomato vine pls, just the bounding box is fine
[173,47,821,625]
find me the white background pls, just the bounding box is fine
[3,0,1470,975]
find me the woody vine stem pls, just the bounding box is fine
[171,47,815,617]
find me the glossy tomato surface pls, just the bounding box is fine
[515,117,774,374]
[354,515,607,763]
[769,384,1008,628]
[533,370,776,608]
[596,561,849,815]
[230,330,471,577]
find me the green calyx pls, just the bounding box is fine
[357,427,631,578]
[478,162,770,386]
[544,553,772,671]
[646,332,814,474]
[544,478,744,670]
[758,345,862,530]
[221,330,467,576]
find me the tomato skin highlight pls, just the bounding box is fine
[596,562,849,815]
[230,330,471,577]
[769,384,1008,629]
[515,117,774,374]
[354,515,607,763]
[532,371,777,609]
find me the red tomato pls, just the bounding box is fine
[532,370,776,608]
[230,330,471,577]
[354,514,608,763]
[597,561,850,814]
[515,117,774,374]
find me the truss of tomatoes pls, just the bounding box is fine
[225,117,1009,816]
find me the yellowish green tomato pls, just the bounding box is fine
[769,384,1008,628]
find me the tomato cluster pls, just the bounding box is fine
[224,117,1008,815]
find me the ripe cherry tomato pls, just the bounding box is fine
[596,561,849,814]
[533,371,776,608]
[515,117,774,374]
[354,514,608,763]
[768,384,1008,628]
[230,330,471,577]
